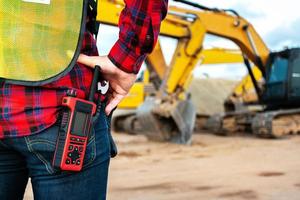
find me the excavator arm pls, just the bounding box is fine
[163,4,269,95]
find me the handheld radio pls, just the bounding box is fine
[52,66,101,171]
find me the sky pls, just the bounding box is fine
[97,0,300,80]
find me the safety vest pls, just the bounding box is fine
[0,0,97,86]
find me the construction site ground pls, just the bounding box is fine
[25,132,300,200]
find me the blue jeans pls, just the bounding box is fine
[0,110,113,200]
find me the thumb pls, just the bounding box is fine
[77,54,115,74]
[105,94,124,115]
[77,54,98,68]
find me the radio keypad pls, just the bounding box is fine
[65,136,85,166]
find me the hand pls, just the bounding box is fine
[77,54,137,115]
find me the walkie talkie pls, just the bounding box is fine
[52,65,101,171]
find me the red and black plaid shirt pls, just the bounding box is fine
[0,0,168,139]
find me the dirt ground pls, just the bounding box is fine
[24,132,300,200]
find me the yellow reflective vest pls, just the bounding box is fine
[0,0,88,85]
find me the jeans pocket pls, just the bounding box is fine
[25,125,59,175]
[25,124,96,175]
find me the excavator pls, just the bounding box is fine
[98,0,300,143]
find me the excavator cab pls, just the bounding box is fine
[251,48,300,138]
[263,48,300,108]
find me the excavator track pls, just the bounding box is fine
[206,108,300,138]
[252,108,300,138]
[205,111,254,135]
[112,109,145,135]
[194,114,210,132]
[112,110,139,134]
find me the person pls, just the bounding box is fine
[0,0,168,199]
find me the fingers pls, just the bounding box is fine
[105,93,124,115]
[77,54,97,68]
[77,54,133,115]
[77,55,116,74]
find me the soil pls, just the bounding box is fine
[24,132,300,200]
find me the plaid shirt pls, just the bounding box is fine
[0,0,168,138]
[108,0,168,73]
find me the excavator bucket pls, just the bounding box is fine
[136,97,196,144]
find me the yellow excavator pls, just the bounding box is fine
[168,0,300,139]
[98,0,300,143]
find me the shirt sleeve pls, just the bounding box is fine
[108,0,168,74]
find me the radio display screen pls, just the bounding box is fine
[71,111,89,136]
